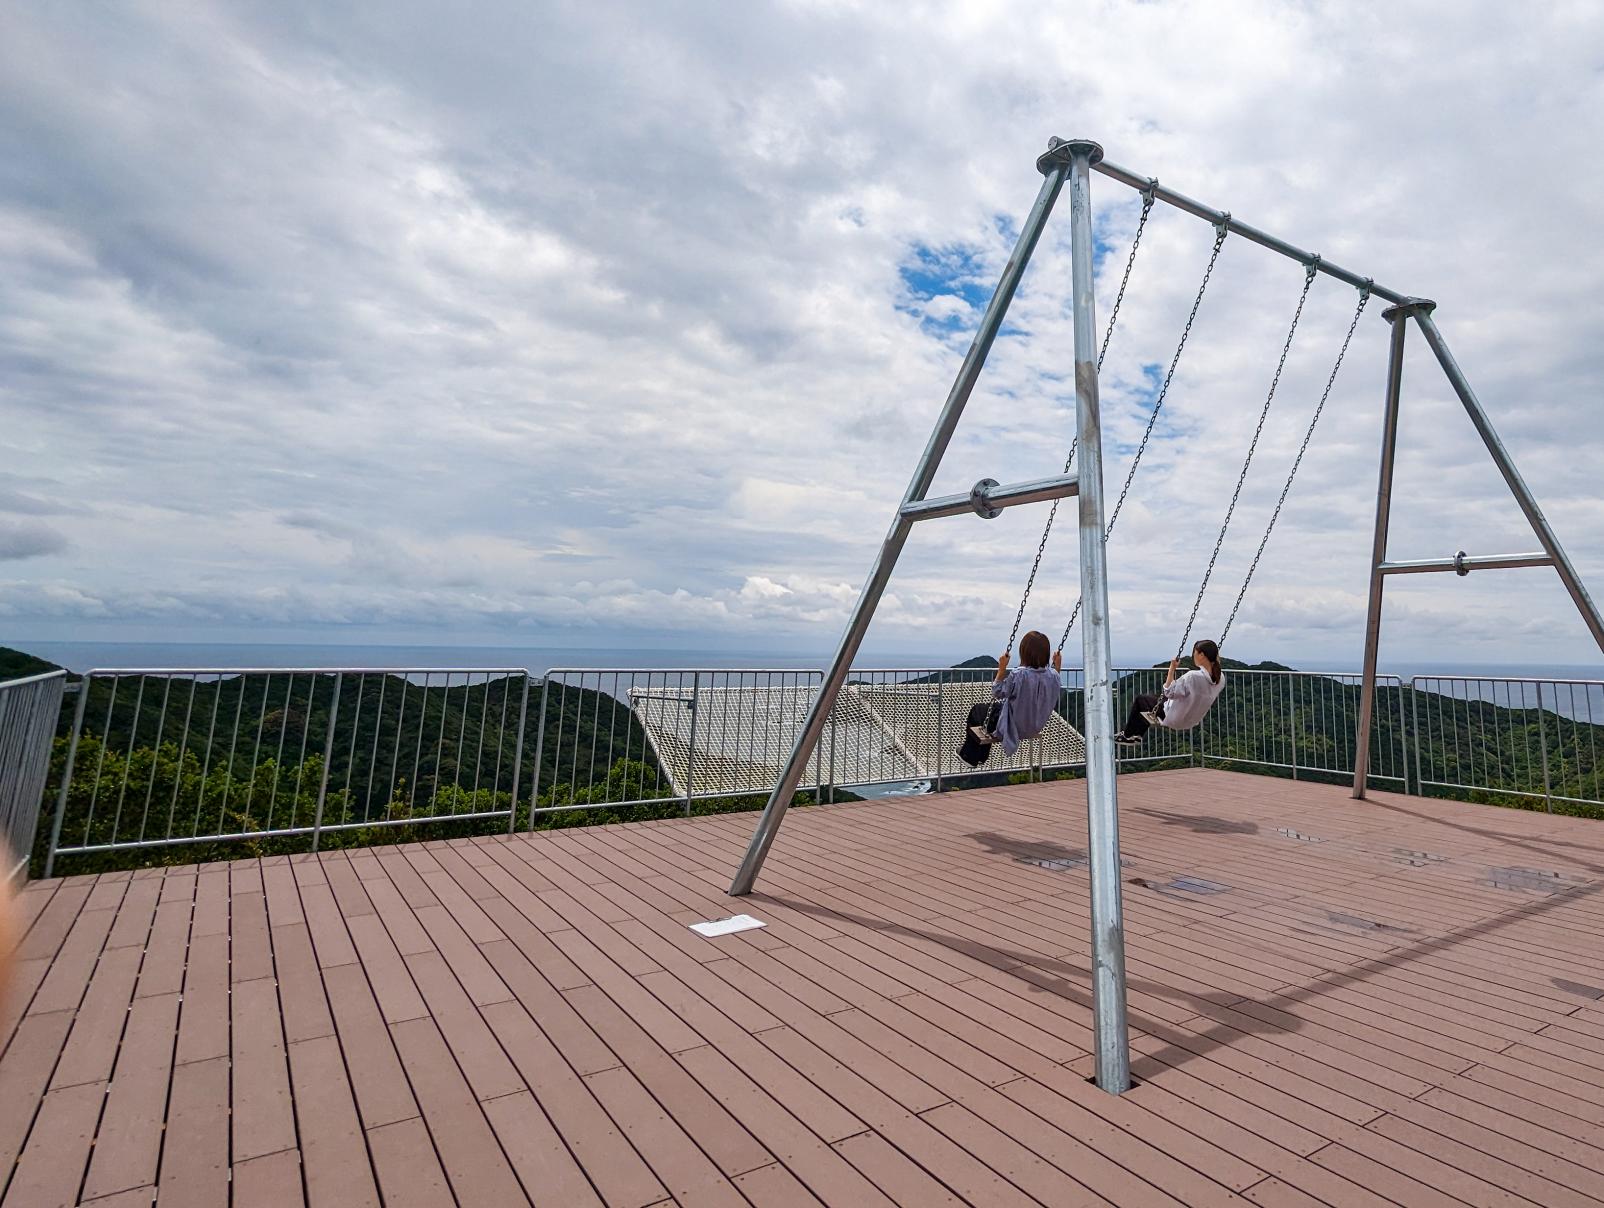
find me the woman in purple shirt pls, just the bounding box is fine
[958,630,1063,766]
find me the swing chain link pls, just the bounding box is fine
[1176,256,1318,660]
[1004,187,1156,656]
[1057,216,1232,651]
[1218,281,1371,645]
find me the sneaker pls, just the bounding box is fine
[1114,732,1142,746]
[969,725,995,744]
[1140,710,1162,726]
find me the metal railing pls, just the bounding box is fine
[1196,669,1410,787]
[37,662,1604,872]
[535,669,826,814]
[46,668,529,876]
[1410,675,1602,813]
[2,670,67,883]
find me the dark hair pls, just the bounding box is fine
[1193,640,1221,684]
[1020,630,1051,669]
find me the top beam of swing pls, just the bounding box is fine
[1088,158,1409,306]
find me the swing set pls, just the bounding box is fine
[727,138,1604,1096]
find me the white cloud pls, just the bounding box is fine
[1,1,1600,669]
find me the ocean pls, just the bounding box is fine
[11,639,1601,685]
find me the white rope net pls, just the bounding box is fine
[630,679,1086,798]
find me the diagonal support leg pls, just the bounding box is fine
[729,149,1073,897]
[1412,310,1604,655]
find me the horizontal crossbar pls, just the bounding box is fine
[1378,552,1554,576]
[1093,158,1408,307]
[899,472,1079,522]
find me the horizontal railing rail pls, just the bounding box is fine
[2,670,68,883]
[38,662,1602,873]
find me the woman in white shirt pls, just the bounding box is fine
[1115,639,1225,745]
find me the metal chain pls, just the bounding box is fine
[1175,258,1319,661]
[1057,216,1232,651]
[1004,187,1156,655]
[1218,282,1371,646]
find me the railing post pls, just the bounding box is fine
[934,677,945,795]
[44,678,91,880]
[508,675,530,834]
[310,673,342,853]
[684,672,700,817]
[1535,681,1553,813]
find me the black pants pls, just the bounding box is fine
[1121,693,1163,738]
[956,700,1003,768]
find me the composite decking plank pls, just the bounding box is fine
[287,1034,382,1208]
[389,1016,531,1206]
[0,1011,75,1181]
[482,1090,605,1208]
[481,1000,667,1208]
[232,1149,307,1207]
[365,1118,454,1208]
[82,992,180,1201]
[320,963,422,1131]
[564,986,773,1178]
[157,1057,230,1208]
[9,769,1604,1208]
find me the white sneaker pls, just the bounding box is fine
[1114,732,1142,746]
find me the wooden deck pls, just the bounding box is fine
[3,768,1604,1208]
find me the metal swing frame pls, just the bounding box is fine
[727,135,1604,1097]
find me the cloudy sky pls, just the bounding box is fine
[2,1,1602,668]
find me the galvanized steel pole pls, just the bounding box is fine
[1353,301,1420,798]
[1060,138,1131,1094]
[1412,311,1604,655]
[729,154,1071,896]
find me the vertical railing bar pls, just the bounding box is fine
[684,672,701,816]
[217,675,247,838]
[45,677,92,879]
[365,674,387,822]
[84,675,120,849]
[478,673,498,805]
[527,675,549,829]
[289,674,316,829]
[586,672,601,802]
[1536,681,1552,812]
[431,672,449,817]
[619,670,631,792]
[409,672,430,814]
[193,677,223,838]
[507,675,529,833]
[247,674,271,827]
[135,676,173,845]
[345,673,366,806]
[386,673,405,823]
[109,675,148,848]
[1409,679,1421,796]
[310,673,343,852]
[165,677,200,843]
[566,674,581,804]
[605,671,619,800]
[265,674,293,833]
